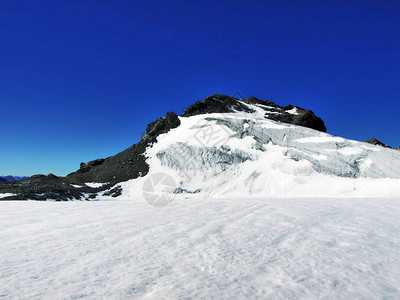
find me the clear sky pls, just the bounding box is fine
[1,0,399,176]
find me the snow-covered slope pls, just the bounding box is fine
[116,103,400,201]
[1,198,400,298]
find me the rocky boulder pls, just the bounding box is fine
[141,112,181,143]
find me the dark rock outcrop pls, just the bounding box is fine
[183,94,327,132]
[141,112,181,143]
[364,138,391,148]
[0,112,181,200]
[267,107,326,132]
[67,111,180,185]
[182,95,254,117]
[0,174,115,201]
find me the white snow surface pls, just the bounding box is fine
[70,184,82,188]
[285,107,299,115]
[85,182,108,188]
[119,109,400,199]
[1,198,400,299]
[0,193,16,199]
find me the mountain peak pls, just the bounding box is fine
[2,94,399,201]
[182,94,326,132]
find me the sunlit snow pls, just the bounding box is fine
[0,193,16,199]
[85,182,108,188]
[1,198,399,299]
[122,110,400,199]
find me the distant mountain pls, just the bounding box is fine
[364,137,391,148]
[1,176,29,182]
[0,177,6,183]
[1,94,399,201]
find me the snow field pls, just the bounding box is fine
[1,198,400,299]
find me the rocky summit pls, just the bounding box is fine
[182,94,327,132]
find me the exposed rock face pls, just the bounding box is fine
[67,111,180,184]
[0,112,181,200]
[66,141,148,184]
[267,107,326,132]
[0,95,327,201]
[141,112,181,143]
[364,138,391,148]
[182,95,255,117]
[183,94,326,132]
[0,174,112,201]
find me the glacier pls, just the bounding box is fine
[115,103,400,200]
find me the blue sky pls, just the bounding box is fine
[1,0,399,176]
